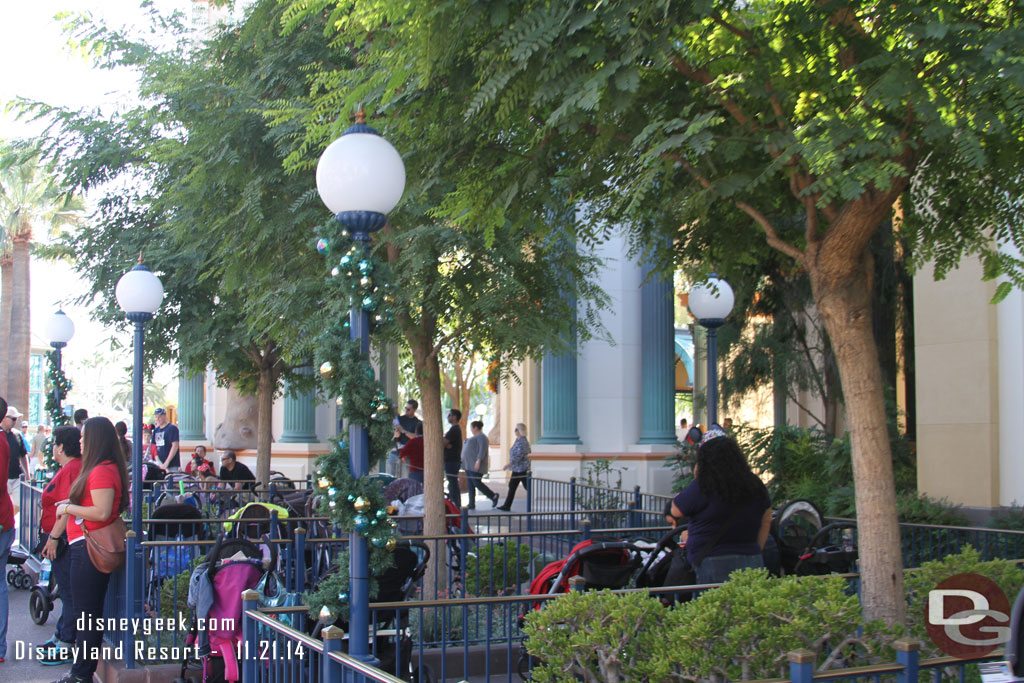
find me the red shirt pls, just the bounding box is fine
[66,461,123,543]
[399,436,424,473]
[0,436,12,531]
[41,457,84,534]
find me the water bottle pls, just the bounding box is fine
[841,528,855,553]
[40,559,52,586]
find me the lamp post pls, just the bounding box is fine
[44,309,75,420]
[316,111,405,666]
[115,259,163,666]
[688,275,734,427]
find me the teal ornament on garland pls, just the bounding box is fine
[337,592,349,603]
[316,238,330,256]
[371,535,386,548]
[353,514,369,533]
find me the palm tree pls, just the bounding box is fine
[0,141,84,410]
[0,231,12,396]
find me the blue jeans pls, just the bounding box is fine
[70,541,112,678]
[0,527,15,659]
[695,552,764,585]
[465,470,497,507]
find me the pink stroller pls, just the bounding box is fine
[178,536,277,683]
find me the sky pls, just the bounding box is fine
[0,1,193,408]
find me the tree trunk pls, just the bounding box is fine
[8,234,31,413]
[0,254,12,397]
[256,363,276,487]
[415,346,446,601]
[808,247,905,625]
[213,385,259,451]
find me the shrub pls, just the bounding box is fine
[896,492,970,526]
[524,570,898,682]
[990,502,1024,532]
[904,545,1024,658]
[463,542,538,597]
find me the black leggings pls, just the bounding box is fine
[501,471,530,508]
[69,541,112,678]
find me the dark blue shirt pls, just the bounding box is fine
[673,480,770,563]
[153,423,181,469]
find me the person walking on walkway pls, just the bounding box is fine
[37,426,82,665]
[498,423,531,511]
[462,421,498,509]
[52,417,129,683]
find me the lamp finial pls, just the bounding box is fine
[355,107,366,124]
[138,251,144,265]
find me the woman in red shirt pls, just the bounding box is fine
[0,396,15,664]
[37,426,83,664]
[53,417,129,683]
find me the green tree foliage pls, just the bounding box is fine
[26,2,329,482]
[279,0,1024,624]
[268,3,608,566]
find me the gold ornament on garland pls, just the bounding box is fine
[353,496,370,513]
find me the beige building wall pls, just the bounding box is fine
[915,258,1001,508]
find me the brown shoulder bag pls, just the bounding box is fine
[83,517,127,574]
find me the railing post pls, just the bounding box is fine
[526,471,534,533]
[124,530,137,669]
[895,639,920,683]
[242,590,260,683]
[295,527,307,593]
[569,476,577,513]
[633,486,642,527]
[460,509,470,597]
[569,575,586,593]
[787,649,815,683]
[581,519,591,542]
[270,510,280,540]
[322,624,344,683]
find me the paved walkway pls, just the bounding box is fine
[3,574,64,682]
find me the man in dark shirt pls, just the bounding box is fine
[153,407,181,472]
[3,406,29,517]
[443,409,463,507]
[219,450,256,490]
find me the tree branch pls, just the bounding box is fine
[710,12,753,40]
[674,155,805,263]
[671,57,757,130]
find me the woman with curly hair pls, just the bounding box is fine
[669,428,772,585]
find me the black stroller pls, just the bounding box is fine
[770,499,858,575]
[312,540,434,682]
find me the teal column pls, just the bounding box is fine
[178,369,205,440]
[281,366,318,443]
[539,302,581,444]
[638,262,676,443]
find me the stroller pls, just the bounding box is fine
[769,499,859,575]
[517,539,643,678]
[147,502,207,607]
[5,544,35,590]
[177,535,279,683]
[312,540,434,682]
[224,501,291,540]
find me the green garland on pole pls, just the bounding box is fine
[41,350,73,476]
[305,228,403,620]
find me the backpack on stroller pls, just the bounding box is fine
[177,535,279,683]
